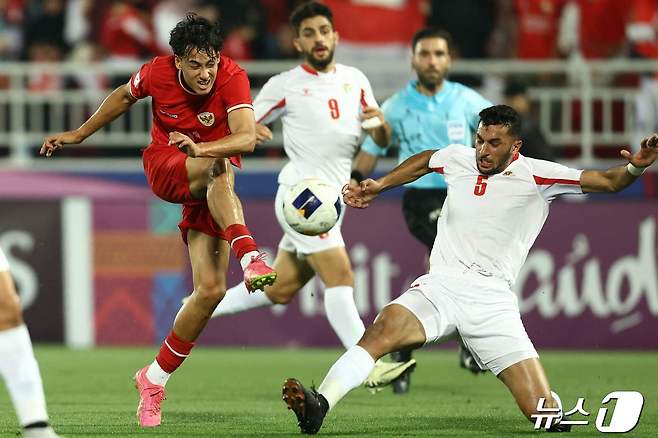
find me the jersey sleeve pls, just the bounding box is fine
[528,157,584,201]
[222,70,254,114]
[129,61,153,99]
[253,74,287,124]
[428,144,463,173]
[358,71,379,109]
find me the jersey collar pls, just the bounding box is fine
[301,63,337,76]
[407,79,451,104]
[177,70,197,95]
[176,57,221,95]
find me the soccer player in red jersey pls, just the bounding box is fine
[41,14,276,427]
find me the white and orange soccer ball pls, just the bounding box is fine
[282,178,341,236]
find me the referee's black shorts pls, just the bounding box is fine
[401,188,447,253]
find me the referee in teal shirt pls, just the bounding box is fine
[353,28,491,393]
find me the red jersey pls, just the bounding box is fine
[628,0,658,59]
[514,0,567,59]
[101,3,159,59]
[577,0,628,58]
[129,55,253,166]
[324,0,426,44]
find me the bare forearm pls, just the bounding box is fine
[353,150,378,178]
[198,132,257,158]
[78,85,136,140]
[378,150,434,192]
[607,166,640,192]
[581,165,640,193]
[370,123,392,148]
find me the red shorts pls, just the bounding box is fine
[142,144,240,244]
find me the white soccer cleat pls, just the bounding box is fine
[22,427,62,438]
[364,358,417,392]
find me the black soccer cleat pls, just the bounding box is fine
[282,378,329,435]
[392,369,411,394]
[390,350,414,394]
[459,344,487,374]
[547,416,572,432]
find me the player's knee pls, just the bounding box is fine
[207,171,234,198]
[323,266,354,288]
[194,280,226,307]
[336,268,354,286]
[266,286,295,305]
[0,293,23,329]
[358,318,396,358]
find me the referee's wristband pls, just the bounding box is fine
[626,163,647,176]
[350,170,365,183]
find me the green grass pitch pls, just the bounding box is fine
[0,347,655,437]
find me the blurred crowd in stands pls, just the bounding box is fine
[2,0,658,94]
[2,0,658,65]
[3,0,658,170]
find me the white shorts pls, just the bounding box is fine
[390,267,538,375]
[0,247,8,272]
[274,184,346,255]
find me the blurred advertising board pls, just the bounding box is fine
[199,200,658,350]
[0,200,65,342]
[3,171,657,349]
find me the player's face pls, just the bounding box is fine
[474,123,521,175]
[175,48,219,95]
[412,37,451,91]
[293,16,338,71]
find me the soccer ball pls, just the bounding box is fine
[282,178,341,236]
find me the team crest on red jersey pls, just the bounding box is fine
[197,112,215,127]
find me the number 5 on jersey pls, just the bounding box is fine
[328,98,340,119]
[474,175,488,196]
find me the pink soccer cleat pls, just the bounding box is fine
[134,366,166,427]
[244,253,277,292]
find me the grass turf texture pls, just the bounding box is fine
[0,347,655,437]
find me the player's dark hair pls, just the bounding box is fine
[290,1,334,36]
[411,28,452,52]
[479,105,522,138]
[169,14,223,59]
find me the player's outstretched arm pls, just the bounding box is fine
[40,83,137,157]
[581,133,658,193]
[173,108,257,158]
[343,149,435,208]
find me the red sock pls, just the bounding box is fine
[155,331,195,374]
[224,224,258,260]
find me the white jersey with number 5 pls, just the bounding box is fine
[428,144,584,287]
[254,64,378,189]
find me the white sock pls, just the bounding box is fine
[145,360,171,386]
[323,286,365,348]
[318,345,375,410]
[0,325,49,426]
[239,251,260,270]
[211,282,274,318]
